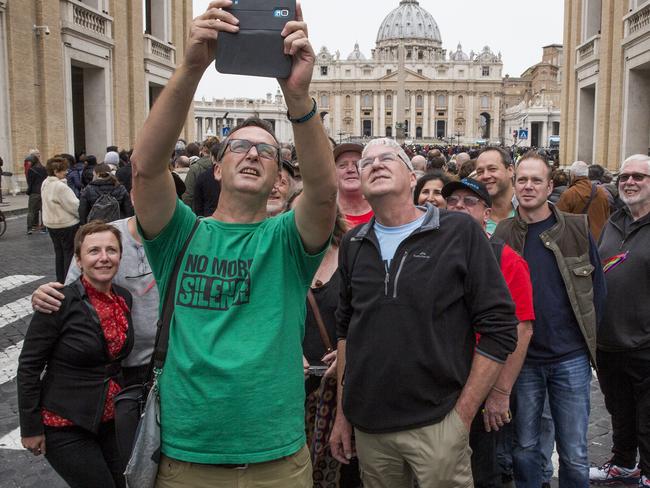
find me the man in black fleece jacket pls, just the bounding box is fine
[592,154,650,486]
[330,138,518,488]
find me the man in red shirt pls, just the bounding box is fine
[443,177,535,487]
[334,143,373,226]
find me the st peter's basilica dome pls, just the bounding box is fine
[376,0,442,45]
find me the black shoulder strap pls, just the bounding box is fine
[582,183,598,214]
[147,218,201,379]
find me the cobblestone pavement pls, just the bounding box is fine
[0,212,632,487]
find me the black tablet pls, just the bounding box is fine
[215,0,296,78]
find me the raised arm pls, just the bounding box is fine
[132,1,239,239]
[280,5,337,254]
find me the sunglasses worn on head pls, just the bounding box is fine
[224,139,280,161]
[447,195,485,208]
[618,172,650,183]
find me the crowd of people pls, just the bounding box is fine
[13,3,650,488]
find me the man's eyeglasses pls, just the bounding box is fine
[618,172,650,183]
[225,139,279,161]
[358,152,399,171]
[446,195,486,208]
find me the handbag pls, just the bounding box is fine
[305,289,340,487]
[114,218,200,488]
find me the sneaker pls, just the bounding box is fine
[26,230,32,235]
[589,461,640,484]
[640,474,650,487]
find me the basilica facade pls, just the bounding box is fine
[191,0,563,150]
[310,0,505,145]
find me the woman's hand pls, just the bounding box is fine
[22,435,46,456]
[303,355,310,379]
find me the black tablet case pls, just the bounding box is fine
[215,0,295,78]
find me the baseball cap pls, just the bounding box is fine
[333,143,364,161]
[441,178,492,207]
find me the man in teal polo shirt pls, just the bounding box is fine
[131,2,337,486]
[475,147,517,235]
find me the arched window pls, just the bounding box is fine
[416,94,424,109]
[363,93,372,108]
[437,94,446,107]
[345,95,351,108]
[458,95,464,107]
[481,96,489,109]
[320,94,329,108]
[386,94,393,106]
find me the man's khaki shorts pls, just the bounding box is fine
[154,444,312,488]
[354,408,473,488]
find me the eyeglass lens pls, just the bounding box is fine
[230,139,278,160]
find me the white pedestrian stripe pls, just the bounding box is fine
[0,426,22,450]
[0,275,44,293]
[0,340,23,384]
[0,296,34,330]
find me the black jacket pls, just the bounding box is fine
[26,164,47,195]
[115,163,132,193]
[336,205,518,433]
[79,179,134,224]
[598,207,650,352]
[193,164,221,217]
[18,280,134,436]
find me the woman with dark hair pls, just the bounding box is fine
[81,155,98,188]
[18,222,133,488]
[79,163,133,224]
[413,170,452,208]
[41,157,80,282]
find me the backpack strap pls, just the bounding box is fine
[146,218,201,382]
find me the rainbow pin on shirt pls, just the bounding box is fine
[602,251,629,274]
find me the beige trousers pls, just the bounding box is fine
[154,444,312,488]
[354,408,473,488]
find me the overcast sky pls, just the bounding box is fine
[192,0,565,100]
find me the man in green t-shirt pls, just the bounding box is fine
[131,2,337,486]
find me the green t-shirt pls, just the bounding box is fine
[141,201,326,464]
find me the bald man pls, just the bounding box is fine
[411,155,427,178]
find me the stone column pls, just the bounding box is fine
[447,93,455,141]
[423,92,430,138]
[542,119,549,148]
[392,92,397,136]
[354,93,361,136]
[373,92,380,136]
[467,92,475,142]
[410,93,416,138]
[334,93,342,140]
[0,5,11,169]
[380,92,386,137]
